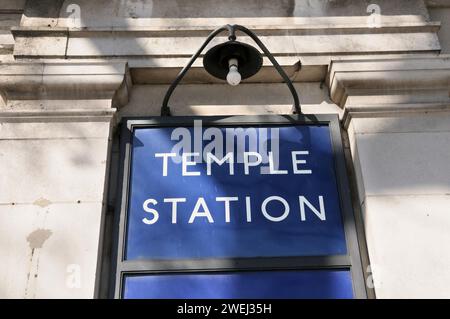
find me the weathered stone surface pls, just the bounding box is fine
[0,202,103,298]
[333,53,450,298]
[327,56,450,128]
[0,121,111,139]
[11,0,442,86]
[363,194,450,298]
[0,137,110,203]
[120,83,340,118]
[21,0,431,27]
[429,7,450,53]
[353,130,450,196]
[0,61,130,110]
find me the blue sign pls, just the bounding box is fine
[125,124,347,260]
[123,270,353,299]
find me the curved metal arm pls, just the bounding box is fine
[233,25,301,114]
[161,24,301,116]
[161,25,234,116]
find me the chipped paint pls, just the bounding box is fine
[33,197,52,208]
[25,229,52,298]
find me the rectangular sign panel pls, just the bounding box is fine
[123,270,353,299]
[125,123,347,260]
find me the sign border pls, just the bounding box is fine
[111,114,367,299]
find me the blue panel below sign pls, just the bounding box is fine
[123,270,353,299]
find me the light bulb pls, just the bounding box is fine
[226,58,241,86]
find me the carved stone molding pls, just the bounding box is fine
[0,61,131,120]
[327,56,450,127]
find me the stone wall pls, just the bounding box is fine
[1,0,450,298]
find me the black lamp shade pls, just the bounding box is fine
[203,41,263,80]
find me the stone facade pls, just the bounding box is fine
[0,0,449,298]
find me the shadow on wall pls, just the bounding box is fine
[23,0,430,21]
[12,0,450,299]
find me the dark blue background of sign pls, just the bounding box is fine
[123,270,353,299]
[125,125,347,260]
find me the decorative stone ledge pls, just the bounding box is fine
[327,56,450,127]
[0,61,131,120]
